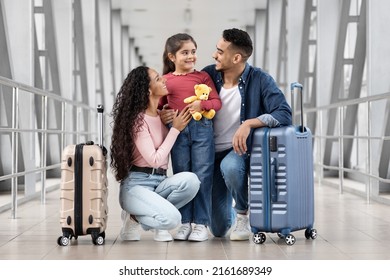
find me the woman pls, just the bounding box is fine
[110,66,200,242]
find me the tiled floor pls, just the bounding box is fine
[1,171,390,261]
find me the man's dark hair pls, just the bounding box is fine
[222,28,253,60]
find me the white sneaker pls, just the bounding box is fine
[230,213,251,241]
[188,224,208,242]
[173,223,192,240]
[120,210,141,241]
[154,230,173,242]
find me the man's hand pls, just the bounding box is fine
[232,123,251,155]
[232,118,264,155]
[160,104,177,125]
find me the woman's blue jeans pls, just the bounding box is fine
[119,171,200,231]
[210,148,249,237]
[170,117,215,226]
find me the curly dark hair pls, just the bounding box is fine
[162,33,197,75]
[110,66,150,182]
[223,28,253,61]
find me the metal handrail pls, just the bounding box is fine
[302,91,390,113]
[298,91,390,203]
[0,76,102,218]
[0,76,93,110]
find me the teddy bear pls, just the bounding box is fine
[183,84,216,121]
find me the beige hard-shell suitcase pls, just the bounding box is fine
[57,105,108,246]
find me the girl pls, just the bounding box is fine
[110,66,200,242]
[159,33,222,242]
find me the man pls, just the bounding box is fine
[161,28,292,241]
[202,28,292,241]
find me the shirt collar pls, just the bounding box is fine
[240,63,251,84]
[216,63,250,85]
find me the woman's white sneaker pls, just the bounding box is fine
[120,210,141,241]
[154,230,173,242]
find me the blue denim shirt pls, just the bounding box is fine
[202,63,292,153]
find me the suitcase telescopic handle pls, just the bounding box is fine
[290,82,304,133]
[97,104,104,147]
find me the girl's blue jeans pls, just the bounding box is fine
[170,117,215,226]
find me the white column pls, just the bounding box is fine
[317,0,340,108]
[112,9,122,95]
[122,25,130,77]
[267,0,283,77]
[52,0,72,100]
[97,0,114,109]
[286,0,305,87]
[254,9,267,68]
[81,0,96,107]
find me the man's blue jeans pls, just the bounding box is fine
[210,148,249,237]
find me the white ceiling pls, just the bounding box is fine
[112,0,267,73]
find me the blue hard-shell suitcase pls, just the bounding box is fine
[249,83,317,245]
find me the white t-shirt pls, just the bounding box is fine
[213,86,241,152]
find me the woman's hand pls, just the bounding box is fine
[172,106,192,131]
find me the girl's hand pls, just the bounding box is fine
[172,107,192,131]
[187,100,202,115]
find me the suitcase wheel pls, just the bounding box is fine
[93,235,104,245]
[284,234,296,245]
[305,228,317,240]
[252,232,266,244]
[91,231,105,245]
[57,236,70,246]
